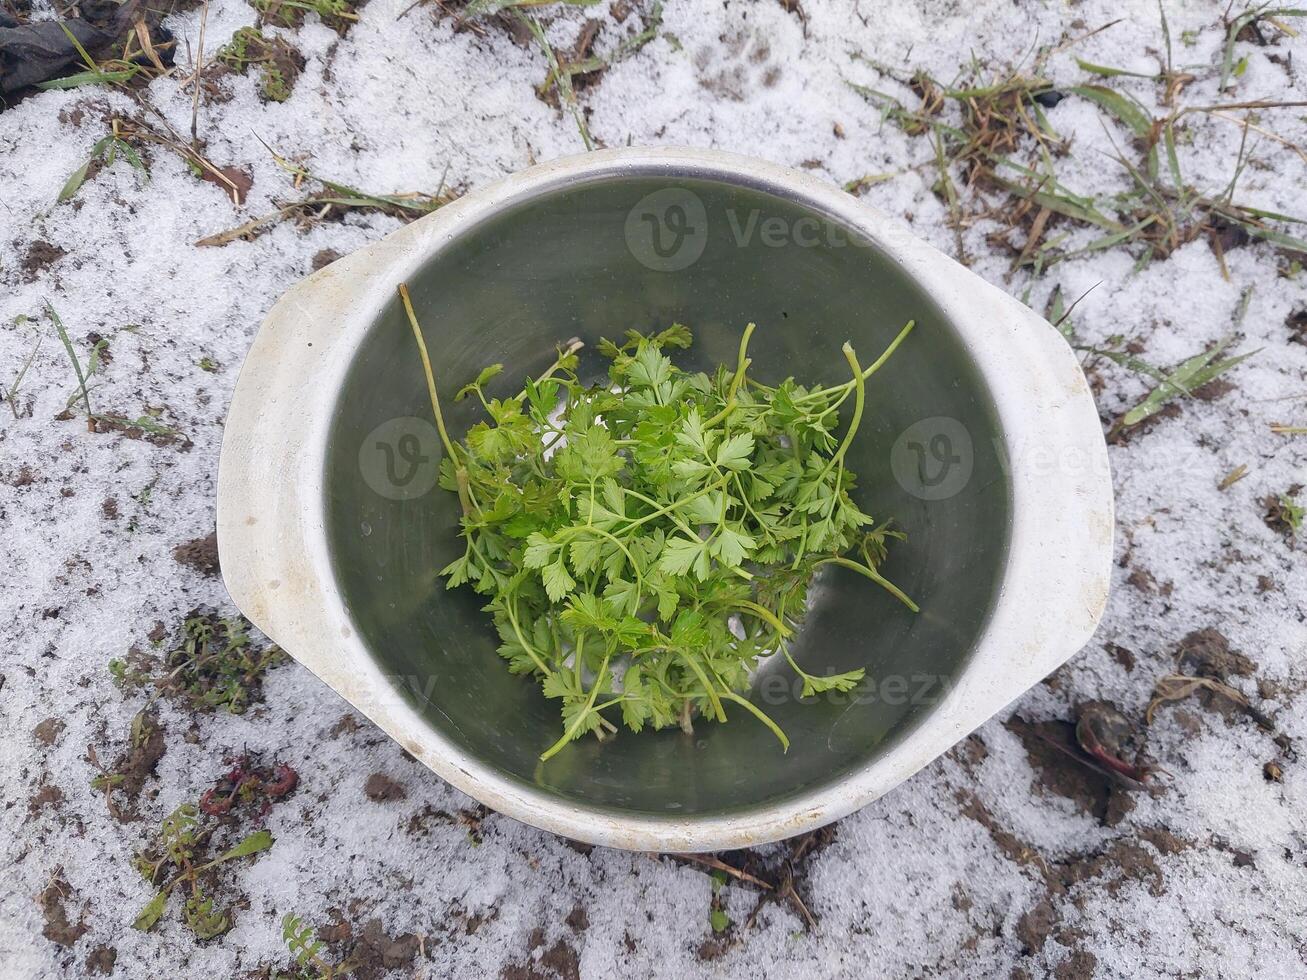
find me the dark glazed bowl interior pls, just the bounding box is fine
[325,171,1011,818]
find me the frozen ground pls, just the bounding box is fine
[3,0,1307,977]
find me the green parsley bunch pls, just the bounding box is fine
[399,285,917,761]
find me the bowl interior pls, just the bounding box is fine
[324,170,1011,818]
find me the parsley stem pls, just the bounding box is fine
[505,597,552,676]
[402,283,486,522]
[398,284,458,463]
[540,650,610,762]
[794,320,916,403]
[790,519,809,570]
[733,600,791,636]
[816,555,919,612]
[704,322,756,428]
[617,485,699,539]
[779,644,814,682]
[732,322,756,398]
[618,475,730,532]
[858,318,915,382]
[537,339,585,383]
[677,651,727,723]
[572,632,586,688]
[718,691,789,752]
[566,524,644,603]
[818,342,866,483]
[733,474,776,542]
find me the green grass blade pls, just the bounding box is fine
[1075,58,1157,79]
[1241,224,1307,252]
[58,21,100,72]
[1163,122,1185,204]
[37,68,138,90]
[115,139,149,177]
[1233,205,1307,225]
[1221,8,1307,89]
[58,135,111,203]
[1120,339,1256,427]
[48,302,92,416]
[1188,350,1258,389]
[1068,84,1153,138]
[989,173,1122,230]
[5,331,43,417]
[463,0,598,18]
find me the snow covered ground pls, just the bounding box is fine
[3,0,1306,976]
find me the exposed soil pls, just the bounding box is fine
[1263,486,1304,543]
[1289,308,1307,344]
[364,773,407,802]
[21,240,65,281]
[957,784,1192,963]
[84,945,117,975]
[1006,702,1153,827]
[199,164,254,206]
[92,710,167,820]
[28,782,66,817]
[38,873,88,947]
[351,918,421,979]
[172,531,220,577]
[311,247,342,271]
[84,413,191,450]
[33,717,65,745]
[1176,628,1254,680]
[501,926,582,980]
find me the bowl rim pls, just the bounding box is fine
[217,146,1114,851]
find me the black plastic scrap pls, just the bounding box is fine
[0,1,157,95]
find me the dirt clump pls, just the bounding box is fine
[364,773,406,802]
[28,782,65,816]
[88,711,167,820]
[350,918,420,979]
[21,240,66,280]
[85,945,117,974]
[1176,628,1254,680]
[37,872,87,947]
[33,717,65,745]
[312,248,342,271]
[1006,701,1154,827]
[500,926,581,980]
[172,531,220,576]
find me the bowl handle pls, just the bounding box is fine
[216,225,428,699]
[895,241,1115,706]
